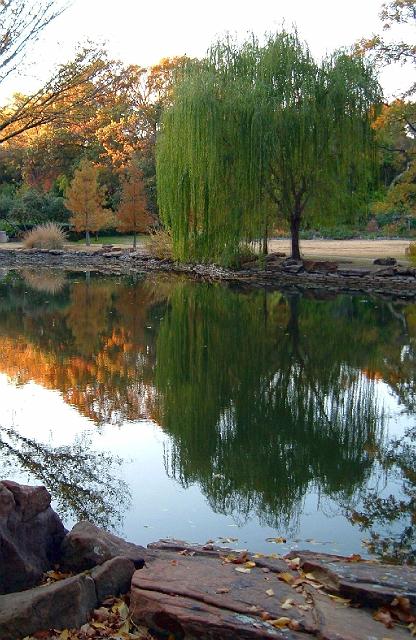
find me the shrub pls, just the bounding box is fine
[147,228,173,259]
[23,222,67,249]
[406,242,416,263]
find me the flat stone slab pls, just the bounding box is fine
[288,550,416,607]
[131,542,414,639]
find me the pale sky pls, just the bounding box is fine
[3,0,413,99]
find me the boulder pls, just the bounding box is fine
[303,260,338,273]
[91,555,135,601]
[0,480,65,594]
[374,257,397,266]
[0,573,97,640]
[60,520,147,571]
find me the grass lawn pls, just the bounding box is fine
[75,234,148,246]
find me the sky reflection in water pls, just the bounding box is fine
[0,268,414,561]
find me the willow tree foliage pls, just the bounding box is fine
[157,32,381,263]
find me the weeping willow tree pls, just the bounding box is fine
[157,31,382,263]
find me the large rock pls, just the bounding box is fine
[0,573,97,640]
[60,520,147,571]
[131,540,311,639]
[131,542,415,640]
[0,480,65,594]
[374,257,397,266]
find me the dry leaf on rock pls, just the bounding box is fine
[373,608,394,628]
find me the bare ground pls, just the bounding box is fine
[268,238,411,265]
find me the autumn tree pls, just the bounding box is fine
[157,32,381,263]
[116,162,151,248]
[358,1,416,221]
[65,159,105,245]
[0,0,68,85]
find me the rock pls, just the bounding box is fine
[375,267,398,276]
[286,551,416,608]
[91,555,135,601]
[374,257,397,266]
[308,588,409,640]
[0,573,97,640]
[337,268,371,277]
[303,260,338,273]
[131,540,311,638]
[0,480,65,594]
[60,520,147,571]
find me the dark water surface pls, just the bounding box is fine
[0,268,415,562]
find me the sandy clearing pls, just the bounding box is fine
[268,238,412,264]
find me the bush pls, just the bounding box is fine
[147,228,173,259]
[23,222,67,249]
[406,242,416,263]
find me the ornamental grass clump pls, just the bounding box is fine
[406,242,416,263]
[147,228,173,260]
[23,222,67,249]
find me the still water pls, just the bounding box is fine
[0,268,415,562]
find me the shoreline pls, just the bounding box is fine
[2,247,416,299]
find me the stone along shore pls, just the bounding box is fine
[1,247,416,298]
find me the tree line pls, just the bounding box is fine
[0,0,415,257]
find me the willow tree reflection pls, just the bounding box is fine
[155,284,386,531]
[0,425,130,530]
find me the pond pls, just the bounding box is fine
[0,268,415,563]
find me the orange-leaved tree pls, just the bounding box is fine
[116,162,152,248]
[65,159,106,245]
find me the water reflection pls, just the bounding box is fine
[0,425,129,529]
[0,270,414,558]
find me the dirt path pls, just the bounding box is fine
[268,238,411,264]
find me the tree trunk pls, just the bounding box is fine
[86,230,90,246]
[133,230,137,249]
[262,219,268,255]
[290,209,301,260]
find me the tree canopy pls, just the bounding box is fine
[157,31,381,263]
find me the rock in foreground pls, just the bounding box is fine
[60,520,147,571]
[131,540,414,639]
[0,480,65,594]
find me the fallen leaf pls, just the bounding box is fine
[266,589,275,597]
[244,561,256,569]
[277,572,295,585]
[328,595,351,605]
[269,617,292,628]
[118,620,130,633]
[348,553,362,563]
[281,598,294,609]
[235,566,252,574]
[373,608,394,628]
[266,537,287,544]
[215,587,230,594]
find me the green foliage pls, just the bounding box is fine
[157,31,381,264]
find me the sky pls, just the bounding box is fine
[2,0,413,100]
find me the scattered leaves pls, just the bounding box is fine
[266,537,287,544]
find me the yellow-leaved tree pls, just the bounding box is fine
[116,163,151,248]
[65,159,106,245]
